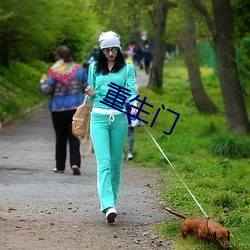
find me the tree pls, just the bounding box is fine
[148,0,177,89]
[232,0,250,40]
[91,0,155,48]
[232,0,250,96]
[0,0,97,66]
[184,1,218,114]
[191,0,250,134]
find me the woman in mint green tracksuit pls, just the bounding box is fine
[86,31,137,223]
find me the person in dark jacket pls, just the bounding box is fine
[143,44,152,74]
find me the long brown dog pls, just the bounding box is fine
[162,207,231,249]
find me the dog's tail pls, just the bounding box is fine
[162,206,187,220]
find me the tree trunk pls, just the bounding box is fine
[147,0,168,89]
[191,0,250,134]
[184,4,218,114]
[212,0,250,134]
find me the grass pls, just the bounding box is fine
[127,58,250,250]
[210,134,250,159]
[0,60,50,123]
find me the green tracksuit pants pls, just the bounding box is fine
[90,111,128,212]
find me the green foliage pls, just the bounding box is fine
[0,0,99,66]
[236,37,250,95]
[154,221,181,240]
[92,0,156,45]
[210,191,238,209]
[232,0,250,39]
[210,134,250,159]
[0,60,49,122]
[201,121,217,136]
[165,2,184,44]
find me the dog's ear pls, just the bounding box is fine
[213,231,217,240]
[227,230,230,240]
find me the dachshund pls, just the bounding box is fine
[162,206,231,249]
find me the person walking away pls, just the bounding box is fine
[143,44,152,74]
[123,52,137,160]
[86,46,99,72]
[134,44,144,69]
[39,45,88,175]
[125,100,135,160]
[85,31,138,223]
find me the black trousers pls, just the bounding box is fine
[144,59,151,74]
[127,127,134,152]
[51,110,80,171]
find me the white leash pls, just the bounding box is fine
[143,124,209,218]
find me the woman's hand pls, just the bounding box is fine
[40,74,47,83]
[85,86,95,97]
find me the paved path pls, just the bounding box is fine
[0,107,164,224]
[0,71,174,249]
[135,68,149,88]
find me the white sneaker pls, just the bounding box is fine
[53,168,64,173]
[72,165,81,175]
[105,207,117,223]
[127,152,133,160]
[131,118,140,127]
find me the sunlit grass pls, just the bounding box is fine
[128,58,250,250]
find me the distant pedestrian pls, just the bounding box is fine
[87,46,99,70]
[143,44,152,74]
[134,45,144,69]
[123,52,137,160]
[85,31,138,223]
[39,45,88,175]
[125,100,135,160]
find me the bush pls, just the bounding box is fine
[210,135,250,159]
[0,60,48,123]
[210,191,237,209]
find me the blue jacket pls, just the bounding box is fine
[39,66,88,112]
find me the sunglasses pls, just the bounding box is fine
[102,47,119,55]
